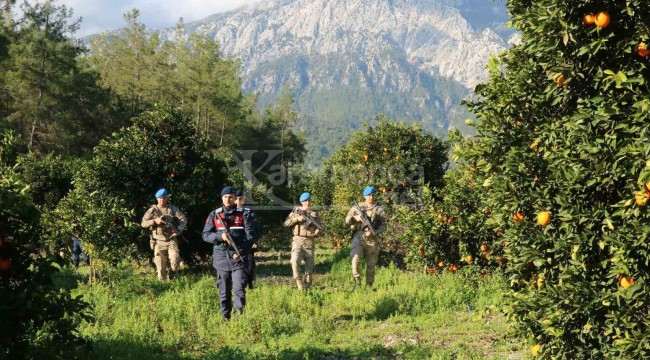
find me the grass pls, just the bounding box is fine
[56,245,527,359]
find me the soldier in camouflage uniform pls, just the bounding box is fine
[345,186,386,289]
[141,188,187,281]
[283,192,322,290]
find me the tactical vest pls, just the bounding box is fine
[292,210,320,238]
[149,205,179,240]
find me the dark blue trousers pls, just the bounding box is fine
[72,238,89,266]
[214,251,247,319]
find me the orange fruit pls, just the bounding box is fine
[426,267,435,274]
[438,261,445,268]
[0,259,10,271]
[437,213,444,220]
[419,248,425,256]
[638,43,650,57]
[635,191,648,206]
[513,211,525,222]
[480,244,489,252]
[555,74,566,86]
[531,344,542,356]
[448,265,458,273]
[582,14,595,25]
[537,211,551,226]
[620,275,634,289]
[446,217,453,223]
[465,255,473,263]
[594,11,610,28]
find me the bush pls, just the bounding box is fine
[47,104,230,268]
[15,152,82,210]
[390,169,502,273]
[0,167,91,359]
[464,0,650,356]
[311,118,449,250]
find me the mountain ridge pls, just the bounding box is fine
[155,0,512,163]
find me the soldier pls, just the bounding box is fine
[71,235,90,268]
[345,186,386,289]
[235,188,258,289]
[203,186,257,320]
[141,188,187,281]
[283,192,322,290]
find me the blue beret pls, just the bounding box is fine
[221,186,236,196]
[299,192,311,202]
[155,188,169,198]
[363,186,376,196]
[235,189,244,197]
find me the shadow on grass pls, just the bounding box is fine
[88,339,402,360]
[52,265,89,290]
[85,337,195,360]
[254,246,350,280]
[369,295,399,320]
[207,344,400,360]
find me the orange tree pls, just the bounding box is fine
[0,166,91,359]
[463,0,650,357]
[392,131,502,273]
[46,104,230,267]
[311,118,448,256]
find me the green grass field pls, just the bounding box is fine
[56,246,527,359]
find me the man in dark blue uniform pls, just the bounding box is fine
[235,188,258,289]
[203,186,257,320]
[71,235,90,268]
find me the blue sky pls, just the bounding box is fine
[17,0,264,36]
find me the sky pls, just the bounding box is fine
[16,0,264,37]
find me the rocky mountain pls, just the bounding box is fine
[158,0,513,163]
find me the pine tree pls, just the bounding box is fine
[4,0,120,154]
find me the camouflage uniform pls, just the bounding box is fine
[141,205,187,280]
[283,208,322,290]
[345,202,386,287]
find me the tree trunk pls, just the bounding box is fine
[195,104,201,134]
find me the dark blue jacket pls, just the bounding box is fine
[202,206,257,254]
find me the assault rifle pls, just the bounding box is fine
[294,208,324,232]
[352,200,376,237]
[150,207,189,244]
[214,209,244,262]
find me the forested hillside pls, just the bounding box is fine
[155,0,513,164]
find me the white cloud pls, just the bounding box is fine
[17,0,265,36]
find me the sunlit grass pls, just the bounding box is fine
[61,246,525,359]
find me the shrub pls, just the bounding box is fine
[464,0,650,356]
[0,167,91,359]
[311,118,448,250]
[47,104,230,268]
